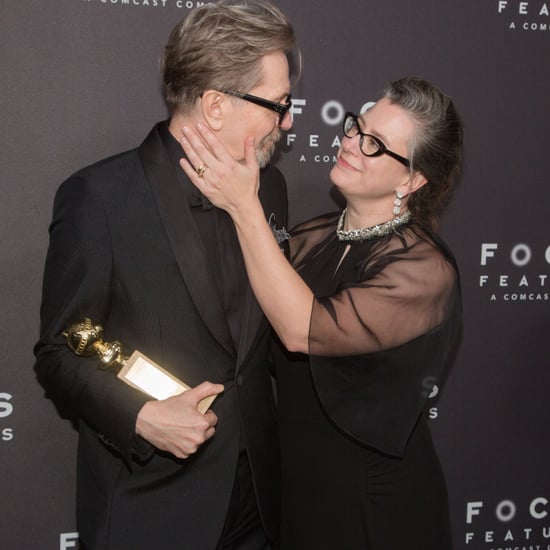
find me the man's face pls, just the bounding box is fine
[221,51,292,167]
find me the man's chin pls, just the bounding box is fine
[256,152,272,169]
[256,134,280,168]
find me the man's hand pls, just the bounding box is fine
[135,381,224,459]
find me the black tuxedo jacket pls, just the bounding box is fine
[34,122,288,549]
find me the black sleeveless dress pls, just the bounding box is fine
[273,212,461,549]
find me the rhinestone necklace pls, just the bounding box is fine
[336,208,411,243]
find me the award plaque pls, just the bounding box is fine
[63,317,215,413]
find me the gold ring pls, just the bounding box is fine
[196,163,208,177]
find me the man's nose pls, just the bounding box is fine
[279,110,292,131]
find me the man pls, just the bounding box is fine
[33,1,296,548]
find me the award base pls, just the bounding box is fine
[117,351,215,414]
[64,318,216,414]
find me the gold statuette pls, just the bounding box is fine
[63,317,215,413]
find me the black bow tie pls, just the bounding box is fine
[189,188,213,211]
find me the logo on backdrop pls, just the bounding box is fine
[0,392,14,442]
[464,498,550,547]
[79,0,210,9]
[60,532,79,550]
[479,242,550,303]
[286,99,375,165]
[423,379,442,421]
[497,1,550,32]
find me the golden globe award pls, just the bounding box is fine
[63,317,215,414]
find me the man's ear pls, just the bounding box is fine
[200,90,225,131]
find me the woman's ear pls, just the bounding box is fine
[399,171,428,197]
[200,90,225,131]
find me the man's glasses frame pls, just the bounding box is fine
[224,90,292,125]
[343,112,410,168]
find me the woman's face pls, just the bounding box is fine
[330,97,417,210]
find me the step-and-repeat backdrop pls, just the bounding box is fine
[2,1,548,548]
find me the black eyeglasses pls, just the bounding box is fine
[223,90,292,125]
[343,112,410,168]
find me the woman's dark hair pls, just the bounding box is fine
[384,77,463,231]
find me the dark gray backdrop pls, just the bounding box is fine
[2,1,549,548]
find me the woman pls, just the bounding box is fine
[180,77,463,549]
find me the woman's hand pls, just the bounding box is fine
[179,123,260,219]
[180,123,313,353]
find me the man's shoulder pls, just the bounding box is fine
[70,146,141,181]
[56,145,146,204]
[61,121,167,194]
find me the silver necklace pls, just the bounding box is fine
[336,208,411,242]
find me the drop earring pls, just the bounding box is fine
[393,191,404,217]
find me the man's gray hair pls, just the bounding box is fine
[162,0,296,113]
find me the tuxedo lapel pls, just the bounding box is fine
[138,123,235,356]
[235,167,288,370]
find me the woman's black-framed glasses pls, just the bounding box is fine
[343,112,410,168]
[224,90,292,125]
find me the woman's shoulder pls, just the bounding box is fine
[403,224,459,269]
[361,223,459,283]
[381,224,460,292]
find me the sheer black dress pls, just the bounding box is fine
[273,212,461,550]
